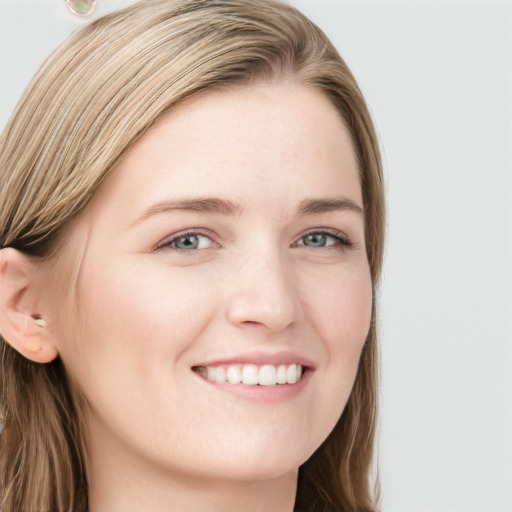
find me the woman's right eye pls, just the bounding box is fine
[156,232,218,251]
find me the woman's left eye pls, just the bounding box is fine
[157,232,217,251]
[296,231,351,249]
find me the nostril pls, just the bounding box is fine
[240,320,263,327]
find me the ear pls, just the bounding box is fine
[0,248,59,363]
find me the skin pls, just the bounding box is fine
[24,83,372,511]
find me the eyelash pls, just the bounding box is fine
[293,229,353,250]
[154,228,353,252]
[154,229,216,251]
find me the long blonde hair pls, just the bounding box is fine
[0,1,385,510]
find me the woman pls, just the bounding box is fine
[0,1,385,510]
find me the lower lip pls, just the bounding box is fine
[194,369,313,404]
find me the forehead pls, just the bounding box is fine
[86,82,361,222]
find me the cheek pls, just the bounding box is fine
[96,268,214,342]
[298,264,372,450]
[59,261,217,386]
[305,264,373,356]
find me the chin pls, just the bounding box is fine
[195,439,312,483]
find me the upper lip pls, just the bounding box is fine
[192,350,316,370]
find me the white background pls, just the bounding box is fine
[1,1,511,511]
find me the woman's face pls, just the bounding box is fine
[50,83,372,483]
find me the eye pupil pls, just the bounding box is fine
[303,234,327,247]
[174,235,199,250]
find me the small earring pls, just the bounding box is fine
[65,0,96,17]
[34,318,46,328]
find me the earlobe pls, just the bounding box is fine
[0,248,59,363]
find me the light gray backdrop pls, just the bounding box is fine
[1,1,511,511]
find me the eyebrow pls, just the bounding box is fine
[133,197,242,225]
[133,196,364,226]
[297,198,364,216]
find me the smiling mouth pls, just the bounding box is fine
[192,363,305,386]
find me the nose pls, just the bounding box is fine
[225,247,303,333]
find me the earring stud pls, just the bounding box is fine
[65,0,96,17]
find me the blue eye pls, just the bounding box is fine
[174,235,201,250]
[302,233,330,248]
[298,231,351,249]
[157,232,217,251]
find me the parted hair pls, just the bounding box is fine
[0,1,385,510]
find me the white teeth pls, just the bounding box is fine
[258,365,277,386]
[241,364,259,385]
[200,363,304,386]
[207,366,216,381]
[214,366,226,383]
[226,365,242,384]
[276,365,287,384]
[286,364,298,384]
